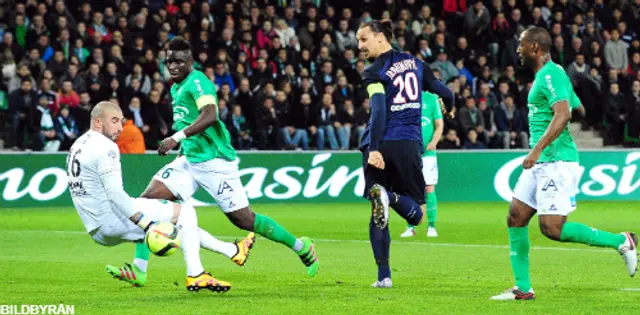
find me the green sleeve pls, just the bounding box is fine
[541,68,571,108]
[190,73,218,110]
[433,97,443,120]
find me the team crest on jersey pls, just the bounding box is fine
[421,117,431,127]
[173,106,190,121]
[108,151,117,159]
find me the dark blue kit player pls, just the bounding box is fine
[356,20,455,288]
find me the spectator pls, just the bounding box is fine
[567,53,590,83]
[337,99,356,150]
[439,129,462,150]
[335,19,357,53]
[57,81,80,109]
[463,129,487,149]
[60,64,87,95]
[495,95,529,149]
[116,111,146,154]
[214,63,235,93]
[317,93,339,150]
[477,98,500,147]
[230,105,252,150]
[604,82,626,145]
[9,80,39,150]
[55,105,79,150]
[464,0,492,50]
[624,80,640,145]
[125,63,152,95]
[256,98,279,150]
[431,52,459,84]
[459,96,485,139]
[35,95,60,152]
[605,29,629,74]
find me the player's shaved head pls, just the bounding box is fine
[91,101,124,142]
[523,27,552,53]
[91,101,121,120]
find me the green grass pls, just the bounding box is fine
[1,202,640,314]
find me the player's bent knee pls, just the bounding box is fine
[539,217,565,241]
[507,200,534,228]
[140,180,178,201]
[226,207,255,231]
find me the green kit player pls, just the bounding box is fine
[491,27,637,301]
[400,92,443,238]
[109,38,319,290]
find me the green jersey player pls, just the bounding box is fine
[111,38,319,290]
[491,27,637,301]
[400,92,443,238]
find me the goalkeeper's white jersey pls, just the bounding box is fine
[66,130,126,232]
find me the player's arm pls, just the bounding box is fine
[367,82,387,152]
[421,62,454,115]
[97,148,155,231]
[523,75,571,169]
[570,89,586,117]
[159,79,218,155]
[430,118,444,148]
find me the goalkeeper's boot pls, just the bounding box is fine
[369,184,389,229]
[106,262,147,287]
[490,287,535,300]
[618,232,638,277]
[186,272,231,292]
[296,237,319,277]
[231,232,256,266]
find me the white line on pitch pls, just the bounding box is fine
[2,230,613,253]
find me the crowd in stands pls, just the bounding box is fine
[0,0,639,153]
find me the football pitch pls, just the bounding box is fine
[2,201,640,314]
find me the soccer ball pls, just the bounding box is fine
[145,222,181,257]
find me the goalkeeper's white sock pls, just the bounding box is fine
[177,204,205,277]
[199,228,238,258]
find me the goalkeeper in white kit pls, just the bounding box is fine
[66,101,254,292]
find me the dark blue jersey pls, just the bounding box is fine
[360,50,454,151]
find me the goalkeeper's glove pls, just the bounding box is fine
[135,214,157,232]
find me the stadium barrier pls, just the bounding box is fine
[1,150,639,208]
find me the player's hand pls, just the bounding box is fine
[368,151,385,170]
[426,141,437,151]
[158,137,178,156]
[522,150,541,170]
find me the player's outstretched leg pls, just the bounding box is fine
[179,204,231,292]
[491,199,536,301]
[199,228,256,266]
[106,243,149,287]
[538,215,638,277]
[227,207,319,277]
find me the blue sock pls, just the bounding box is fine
[387,191,423,226]
[369,217,391,281]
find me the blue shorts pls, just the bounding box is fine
[361,140,426,205]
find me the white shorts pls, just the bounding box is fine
[513,161,580,216]
[153,156,249,213]
[422,156,438,186]
[90,198,176,246]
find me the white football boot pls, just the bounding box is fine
[618,232,638,277]
[427,226,438,237]
[400,227,416,238]
[490,287,535,300]
[371,277,392,288]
